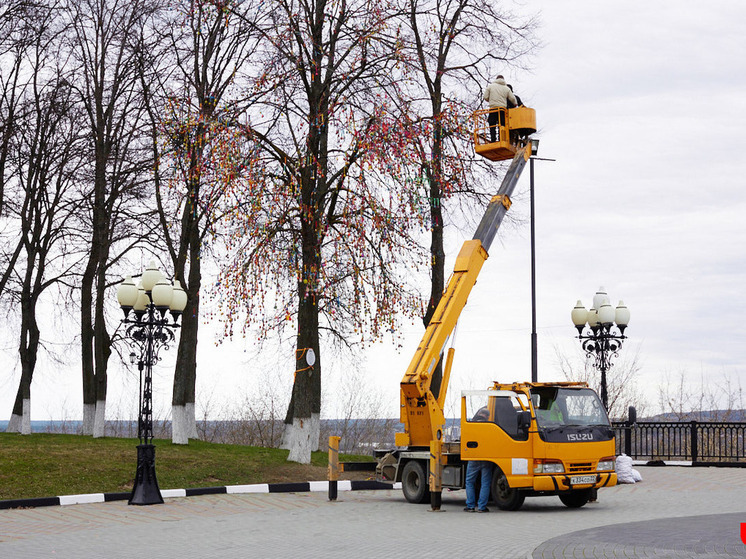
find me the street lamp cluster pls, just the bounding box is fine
[571,287,630,411]
[117,262,188,322]
[116,260,187,505]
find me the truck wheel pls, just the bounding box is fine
[491,469,525,511]
[401,460,430,504]
[559,489,591,508]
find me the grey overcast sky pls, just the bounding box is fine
[364,0,746,417]
[521,0,746,381]
[4,0,745,421]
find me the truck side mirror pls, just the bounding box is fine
[513,410,531,441]
[518,410,531,431]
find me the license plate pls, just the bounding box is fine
[570,475,596,485]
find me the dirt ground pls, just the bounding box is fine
[265,463,376,483]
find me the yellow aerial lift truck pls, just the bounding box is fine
[374,108,617,510]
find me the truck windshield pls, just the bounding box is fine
[531,387,609,429]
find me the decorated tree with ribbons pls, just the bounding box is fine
[219,0,429,463]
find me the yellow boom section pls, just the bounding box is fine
[397,144,532,449]
[401,240,488,399]
[399,240,488,447]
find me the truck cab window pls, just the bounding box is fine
[465,392,529,441]
[531,387,610,429]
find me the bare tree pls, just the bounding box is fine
[400,0,538,329]
[139,0,261,443]
[66,0,156,436]
[4,10,84,432]
[656,370,745,421]
[394,0,538,400]
[320,366,398,454]
[197,367,290,447]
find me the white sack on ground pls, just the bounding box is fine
[616,454,642,484]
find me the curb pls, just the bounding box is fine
[0,480,401,510]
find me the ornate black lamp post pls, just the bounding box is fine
[116,261,187,505]
[571,287,630,411]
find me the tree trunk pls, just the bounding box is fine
[284,290,322,463]
[81,136,110,435]
[8,296,39,435]
[92,253,112,438]
[7,390,31,435]
[82,403,95,434]
[283,81,325,462]
[423,171,445,327]
[284,218,323,463]
[423,97,446,398]
[172,303,198,444]
[80,260,97,435]
[424,202,445,323]
[172,229,201,444]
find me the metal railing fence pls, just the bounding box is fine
[612,420,746,465]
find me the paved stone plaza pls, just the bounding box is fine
[1,466,746,558]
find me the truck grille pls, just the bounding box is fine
[567,462,593,473]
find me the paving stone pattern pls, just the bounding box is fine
[1,466,745,558]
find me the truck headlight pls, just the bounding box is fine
[533,459,564,474]
[596,457,616,471]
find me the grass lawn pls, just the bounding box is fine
[0,433,373,500]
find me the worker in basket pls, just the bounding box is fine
[483,75,517,143]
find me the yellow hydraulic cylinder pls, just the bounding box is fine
[437,347,456,410]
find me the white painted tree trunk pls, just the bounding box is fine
[7,400,31,434]
[6,414,21,433]
[172,403,199,444]
[21,399,30,434]
[172,404,188,444]
[92,400,106,438]
[185,402,199,439]
[285,414,320,464]
[82,403,95,435]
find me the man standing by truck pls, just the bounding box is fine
[464,407,493,512]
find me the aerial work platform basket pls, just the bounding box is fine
[472,106,537,162]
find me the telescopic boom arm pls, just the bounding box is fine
[397,144,531,448]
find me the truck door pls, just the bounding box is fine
[461,390,533,488]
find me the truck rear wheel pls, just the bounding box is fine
[559,489,591,508]
[401,460,430,504]
[491,469,525,511]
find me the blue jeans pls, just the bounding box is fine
[465,460,493,510]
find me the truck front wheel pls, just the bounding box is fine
[401,460,430,504]
[559,489,591,508]
[491,469,525,511]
